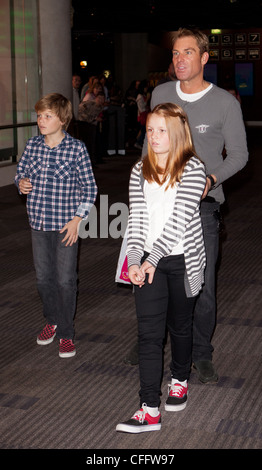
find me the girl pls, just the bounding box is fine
[116,103,206,433]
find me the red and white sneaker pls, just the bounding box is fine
[59,339,76,358]
[116,404,161,433]
[165,381,188,411]
[37,324,57,345]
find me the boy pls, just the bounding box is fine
[15,93,97,358]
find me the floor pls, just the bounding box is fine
[0,128,261,460]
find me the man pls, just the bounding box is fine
[72,74,82,119]
[125,28,248,384]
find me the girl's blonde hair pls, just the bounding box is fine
[35,93,73,130]
[143,102,198,188]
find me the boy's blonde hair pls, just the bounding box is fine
[35,93,73,130]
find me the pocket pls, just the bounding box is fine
[30,157,42,179]
[54,161,75,180]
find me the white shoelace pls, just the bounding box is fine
[132,404,147,422]
[168,383,186,397]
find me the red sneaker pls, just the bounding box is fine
[37,324,57,345]
[59,339,76,358]
[116,404,161,433]
[165,381,188,411]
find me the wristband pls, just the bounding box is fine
[207,174,215,188]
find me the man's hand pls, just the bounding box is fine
[202,174,217,199]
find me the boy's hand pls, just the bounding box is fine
[19,178,33,194]
[60,216,81,246]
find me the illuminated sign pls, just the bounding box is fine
[222,49,233,60]
[209,49,219,60]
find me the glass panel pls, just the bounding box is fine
[0,0,14,161]
[14,0,40,158]
[0,0,40,164]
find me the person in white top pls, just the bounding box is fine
[116,103,206,434]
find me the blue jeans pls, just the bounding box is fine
[31,229,79,339]
[134,254,196,408]
[192,199,220,362]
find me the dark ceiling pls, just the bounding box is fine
[72,0,262,34]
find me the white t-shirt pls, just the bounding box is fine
[144,179,184,255]
[176,80,213,102]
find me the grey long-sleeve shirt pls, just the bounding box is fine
[144,81,248,204]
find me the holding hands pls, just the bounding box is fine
[128,260,156,287]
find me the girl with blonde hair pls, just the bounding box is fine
[116,103,206,433]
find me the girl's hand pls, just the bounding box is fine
[140,260,156,284]
[128,265,145,287]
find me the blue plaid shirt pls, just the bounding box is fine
[15,132,97,231]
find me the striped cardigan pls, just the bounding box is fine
[126,156,206,297]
